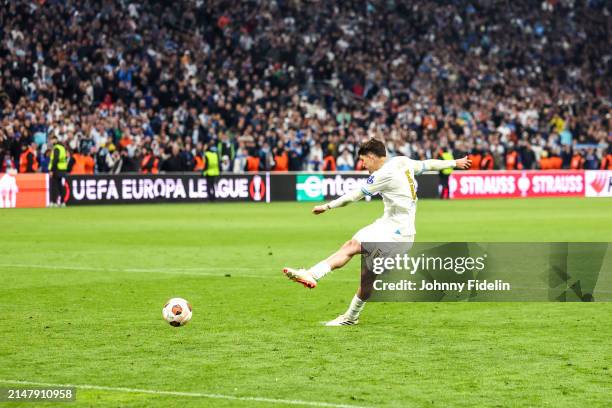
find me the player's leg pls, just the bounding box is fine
[308,221,379,280]
[325,262,374,326]
[283,238,361,288]
[283,220,381,288]
[327,229,415,326]
[314,238,362,277]
[357,259,377,301]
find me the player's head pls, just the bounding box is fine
[358,139,386,173]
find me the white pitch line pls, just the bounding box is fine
[0,263,360,282]
[0,263,255,272]
[0,263,266,279]
[0,380,371,408]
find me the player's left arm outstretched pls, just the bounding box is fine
[417,156,472,173]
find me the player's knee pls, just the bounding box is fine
[342,239,361,255]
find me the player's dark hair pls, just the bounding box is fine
[358,139,386,158]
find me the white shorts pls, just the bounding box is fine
[353,219,415,272]
[352,218,415,244]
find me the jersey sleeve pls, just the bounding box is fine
[394,156,426,175]
[408,158,426,175]
[360,170,393,196]
[420,159,456,172]
[327,188,365,209]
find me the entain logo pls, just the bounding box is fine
[296,174,368,201]
[296,175,324,201]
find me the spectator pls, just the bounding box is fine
[19,142,38,173]
[273,142,289,172]
[68,149,94,175]
[505,146,523,170]
[570,151,585,170]
[259,142,275,171]
[39,148,51,173]
[217,133,235,164]
[601,147,612,170]
[307,143,323,171]
[539,150,551,170]
[109,150,123,174]
[233,148,248,174]
[140,148,159,174]
[2,152,16,173]
[468,149,482,172]
[194,145,205,172]
[246,149,261,172]
[220,155,231,173]
[160,145,183,173]
[336,150,355,171]
[180,143,196,172]
[0,0,608,174]
[549,150,563,170]
[118,149,138,173]
[480,150,494,170]
[584,148,600,170]
[322,152,336,171]
[561,145,573,169]
[520,144,537,170]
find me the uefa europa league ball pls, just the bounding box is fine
[162,298,193,327]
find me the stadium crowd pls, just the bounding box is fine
[1,0,611,175]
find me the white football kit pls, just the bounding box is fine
[283,156,456,325]
[327,156,455,243]
[353,156,421,243]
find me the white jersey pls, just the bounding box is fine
[359,156,424,236]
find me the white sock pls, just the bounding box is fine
[345,295,365,320]
[308,261,332,281]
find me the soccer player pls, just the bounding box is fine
[283,139,471,326]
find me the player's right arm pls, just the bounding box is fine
[312,188,365,214]
[312,171,391,215]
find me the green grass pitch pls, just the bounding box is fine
[1,197,611,407]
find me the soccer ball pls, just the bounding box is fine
[162,298,193,327]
